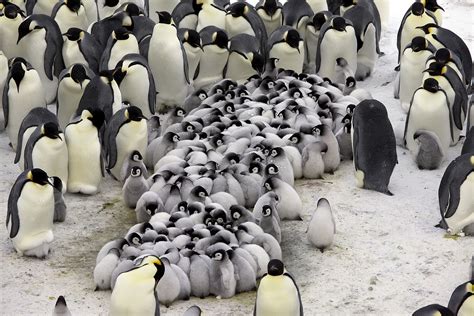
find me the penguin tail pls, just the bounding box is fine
[385,190,394,196]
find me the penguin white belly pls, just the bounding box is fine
[55,6,90,34]
[399,50,432,112]
[32,136,69,190]
[307,0,328,13]
[356,23,377,80]
[225,16,255,38]
[256,276,300,316]
[405,90,451,155]
[57,78,89,129]
[111,80,123,115]
[110,120,148,179]
[258,12,282,37]
[62,41,88,70]
[108,38,140,70]
[304,27,318,74]
[318,29,357,83]
[120,68,152,116]
[183,44,202,83]
[66,123,102,194]
[373,0,390,30]
[196,5,226,32]
[446,172,474,235]
[269,42,304,74]
[11,183,54,255]
[194,46,229,90]
[17,127,36,171]
[400,15,436,54]
[18,29,58,104]
[83,0,99,24]
[6,71,46,150]
[149,33,188,110]
[0,17,22,59]
[226,53,256,84]
[32,0,57,15]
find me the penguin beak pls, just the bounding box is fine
[436,4,445,11]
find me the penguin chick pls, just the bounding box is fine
[52,295,72,316]
[302,141,328,179]
[120,150,148,183]
[258,205,282,243]
[263,177,302,220]
[135,191,164,223]
[209,249,236,299]
[94,248,120,290]
[228,249,257,293]
[122,166,149,208]
[184,305,203,316]
[413,130,444,170]
[307,198,335,252]
[230,205,256,226]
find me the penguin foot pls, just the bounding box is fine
[378,51,385,57]
[394,65,400,72]
[385,190,394,196]
[8,142,13,149]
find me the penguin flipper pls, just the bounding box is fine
[81,37,102,74]
[99,39,113,72]
[23,127,42,170]
[139,36,151,60]
[7,173,29,238]
[283,272,304,316]
[2,76,9,128]
[180,43,190,84]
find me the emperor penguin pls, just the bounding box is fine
[448,280,474,316]
[412,304,454,316]
[51,177,67,223]
[254,259,303,316]
[147,11,190,113]
[65,108,105,195]
[6,168,54,258]
[172,1,198,29]
[3,58,46,150]
[426,48,466,85]
[411,130,444,170]
[194,26,229,90]
[316,16,358,84]
[225,2,268,58]
[255,0,283,37]
[396,36,435,110]
[110,255,165,315]
[194,0,227,32]
[304,11,332,74]
[282,0,313,39]
[57,63,92,129]
[104,106,148,180]
[51,0,90,34]
[263,176,302,220]
[178,28,203,84]
[62,27,101,73]
[113,53,156,117]
[226,34,264,83]
[416,0,444,25]
[438,154,474,236]
[24,122,69,190]
[267,26,304,74]
[352,99,397,195]
[52,296,72,316]
[100,27,139,71]
[0,3,24,59]
[17,14,65,104]
[307,198,335,252]
[404,78,451,167]
[396,2,437,62]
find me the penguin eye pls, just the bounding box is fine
[230,159,236,164]
[217,89,223,94]
[193,237,199,242]
[233,212,240,219]
[268,82,274,88]
[240,92,246,97]
[214,253,222,260]
[133,237,140,244]
[271,150,277,156]
[217,140,223,145]
[173,135,179,142]
[264,149,269,155]
[265,183,271,190]
[291,137,298,143]
[199,192,205,197]
[179,206,185,212]
[177,110,184,116]
[294,92,301,98]
[199,93,206,100]
[217,218,224,224]
[146,209,152,215]
[187,126,193,132]
[263,207,271,216]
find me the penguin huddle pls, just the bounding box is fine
[396,1,472,170]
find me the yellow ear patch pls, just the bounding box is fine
[27,171,33,181]
[41,125,45,135]
[283,31,288,41]
[470,156,474,166]
[244,5,249,14]
[125,110,129,119]
[184,31,189,41]
[212,32,217,42]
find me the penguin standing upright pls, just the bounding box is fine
[17,14,65,104]
[147,11,190,113]
[416,0,444,25]
[255,0,283,37]
[282,0,313,39]
[307,198,335,252]
[65,109,105,194]
[3,58,46,150]
[225,34,264,84]
[304,11,332,74]
[62,27,101,73]
[6,168,54,258]
[104,106,148,180]
[438,154,474,236]
[267,26,304,74]
[100,27,140,71]
[352,99,397,195]
[194,0,227,32]
[51,0,90,34]
[0,3,24,59]
[254,259,303,316]
[178,29,203,84]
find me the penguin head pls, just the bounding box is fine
[63,27,83,41]
[196,89,208,101]
[425,0,444,12]
[112,27,130,40]
[331,17,347,32]
[55,296,68,309]
[263,177,276,191]
[346,104,356,114]
[130,166,142,178]
[192,0,204,14]
[125,106,145,122]
[137,255,165,280]
[312,124,327,136]
[192,185,209,198]
[10,60,26,90]
[265,163,279,176]
[145,202,158,216]
[411,2,425,16]
[104,0,119,8]
[27,168,50,185]
[42,122,62,140]
[4,3,25,19]
[230,205,242,219]
[423,61,446,76]
[82,108,105,129]
[249,161,263,174]
[211,249,226,261]
[410,36,427,52]
[270,147,283,158]
[184,29,202,48]
[434,48,451,64]
[174,107,186,118]
[262,205,273,217]
[416,23,438,34]
[227,2,248,18]
[17,17,42,44]
[211,209,227,225]
[317,198,331,208]
[261,0,279,17]
[212,30,229,49]
[290,132,302,145]
[156,11,174,26]
[48,176,63,192]
[65,0,81,13]
[422,78,441,93]
[267,259,284,276]
[225,152,240,164]
[283,29,301,51]
[127,232,142,246]
[342,0,356,7]
[70,64,88,86]
[313,12,328,31]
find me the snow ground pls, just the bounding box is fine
[0,1,473,315]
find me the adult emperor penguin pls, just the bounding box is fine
[267,26,304,74]
[304,11,332,74]
[0,3,24,59]
[255,0,283,38]
[416,0,444,25]
[17,14,65,104]
[448,280,474,316]
[254,259,303,316]
[412,304,454,316]
[57,63,92,129]
[225,2,268,58]
[396,2,437,62]
[225,34,264,84]
[172,0,198,29]
[110,255,165,315]
[100,27,140,71]
[24,122,69,190]
[316,16,357,84]
[104,106,148,180]
[194,0,227,32]
[6,168,54,258]
[178,28,203,84]
[396,36,435,110]
[352,99,397,195]
[282,0,313,39]
[51,0,90,34]
[194,26,229,90]
[438,153,474,236]
[65,108,105,194]
[62,27,101,73]
[307,198,335,252]
[3,58,46,150]
[147,11,190,113]
[113,53,156,117]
